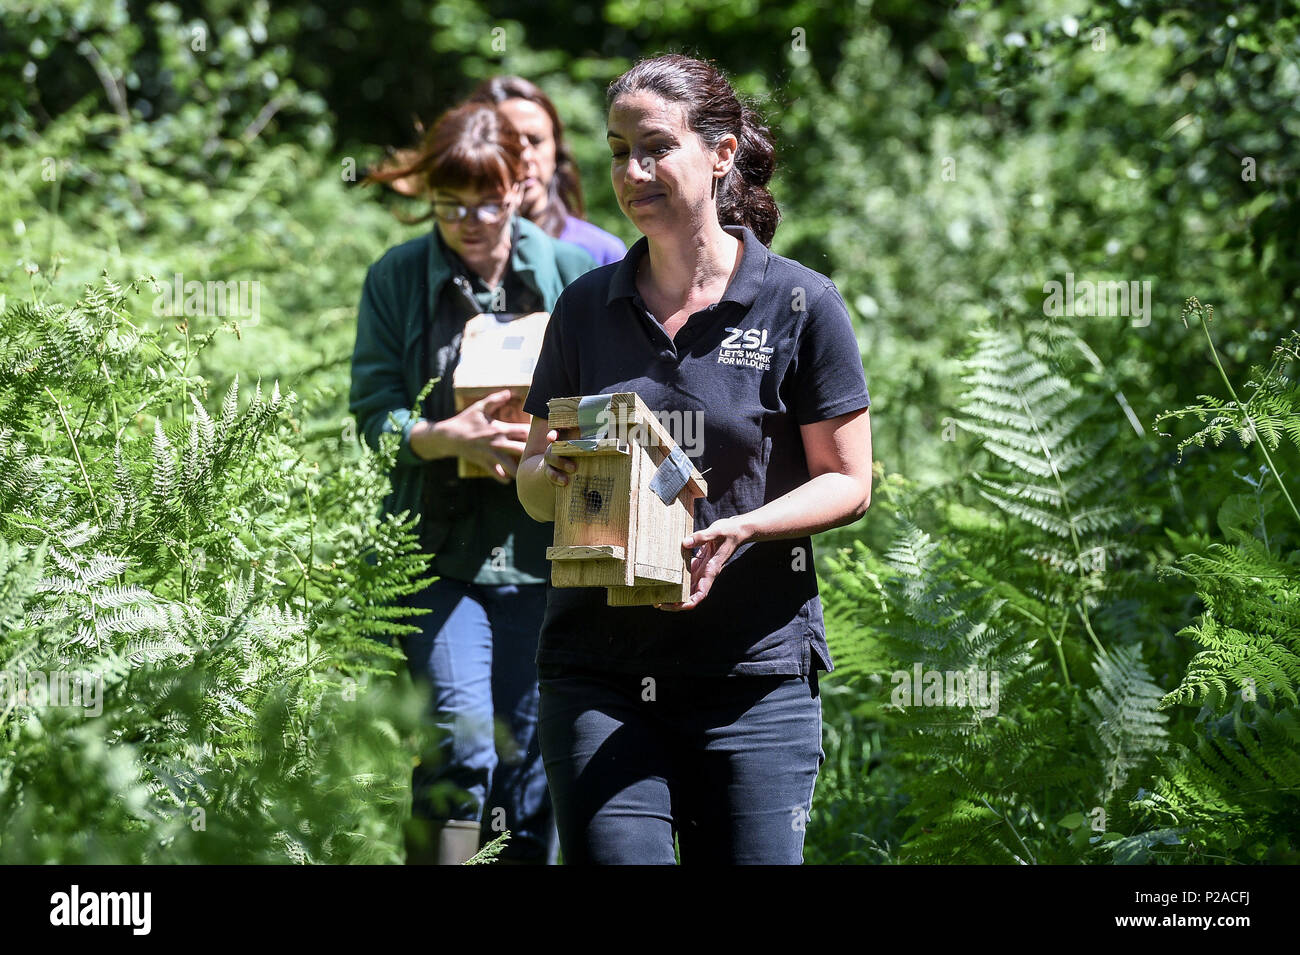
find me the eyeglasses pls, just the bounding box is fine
[431,198,511,224]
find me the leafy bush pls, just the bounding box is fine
[817,306,1299,864]
[0,278,431,862]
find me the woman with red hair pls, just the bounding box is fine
[351,102,598,864]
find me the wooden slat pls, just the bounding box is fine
[621,430,641,587]
[549,439,629,456]
[607,580,690,606]
[632,562,681,583]
[551,560,627,588]
[546,393,637,430]
[546,545,625,561]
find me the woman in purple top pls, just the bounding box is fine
[468,76,628,267]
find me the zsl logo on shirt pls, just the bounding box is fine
[717,326,774,370]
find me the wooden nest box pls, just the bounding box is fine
[544,392,708,606]
[452,310,549,478]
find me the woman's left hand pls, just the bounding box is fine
[655,516,750,612]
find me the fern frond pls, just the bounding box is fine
[152,419,176,510]
[1086,644,1170,800]
[1138,705,1300,833]
[1162,537,1300,709]
[956,326,1133,591]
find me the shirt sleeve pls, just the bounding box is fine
[523,288,578,420]
[348,261,427,467]
[791,281,871,425]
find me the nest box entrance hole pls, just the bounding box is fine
[572,474,615,525]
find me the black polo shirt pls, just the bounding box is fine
[522,223,871,676]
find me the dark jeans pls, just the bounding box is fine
[537,663,824,864]
[402,576,555,863]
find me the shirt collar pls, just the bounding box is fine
[605,223,767,308]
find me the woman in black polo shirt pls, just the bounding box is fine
[516,54,874,864]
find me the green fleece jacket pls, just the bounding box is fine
[348,215,597,542]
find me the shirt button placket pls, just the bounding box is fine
[636,299,675,360]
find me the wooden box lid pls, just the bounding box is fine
[452,311,549,391]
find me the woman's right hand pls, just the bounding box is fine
[412,389,531,483]
[541,429,579,487]
[517,416,580,522]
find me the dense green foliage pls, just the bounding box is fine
[2,0,1297,863]
[816,312,1300,864]
[0,279,434,862]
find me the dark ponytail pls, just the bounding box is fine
[717,102,779,247]
[608,54,781,246]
